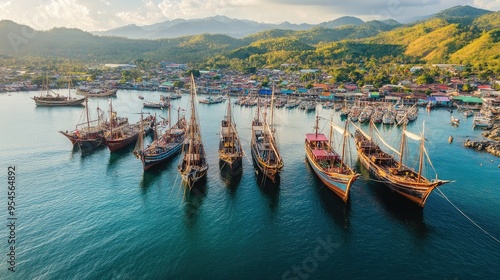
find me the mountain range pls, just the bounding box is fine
[0,5,497,69]
[92,15,370,39]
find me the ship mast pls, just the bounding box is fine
[398,122,406,169]
[340,120,349,173]
[417,125,425,182]
[85,98,90,133]
[109,99,113,140]
[227,95,233,153]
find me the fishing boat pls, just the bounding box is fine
[352,121,449,207]
[142,95,169,109]
[32,76,86,106]
[472,113,493,129]
[167,91,183,99]
[59,98,105,152]
[102,101,154,152]
[134,106,186,171]
[77,86,117,97]
[177,74,209,187]
[219,95,243,174]
[250,87,284,184]
[305,115,358,202]
[451,116,461,126]
[199,95,224,104]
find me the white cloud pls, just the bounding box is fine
[116,0,165,25]
[17,0,98,30]
[473,0,500,10]
[0,1,12,10]
[157,0,254,19]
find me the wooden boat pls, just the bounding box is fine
[305,115,358,202]
[59,98,105,152]
[358,106,373,123]
[177,74,209,187]
[32,76,85,106]
[352,121,449,207]
[463,109,473,117]
[199,95,224,104]
[143,100,169,109]
[167,91,183,99]
[218,95,243,174]
[77,86,117,97]
[451,116,461,126]
[102,101,154,152]
[135,107,186,171]
[250,87,284,184]
[473,113,493,129]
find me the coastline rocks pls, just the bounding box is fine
[464,139,500,157]
[482,124,500,141]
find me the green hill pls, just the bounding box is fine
[0,5,498,70]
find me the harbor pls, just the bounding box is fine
[1,89,499,279]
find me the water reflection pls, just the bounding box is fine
[219,160,242,195]
[139,171,160,192]
[107,146,134,167]
[358,162,427,237]
[254,170,280,213]
[183,181,207,229]
[305,158,351,231]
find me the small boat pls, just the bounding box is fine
[77,86,117,97]
[463,110,473,117]
[138,96,144,100]
[199,95,224,104]
[219,95,243,175]
[305,115,358,202]
[448,135,453,143]
[143,100,169,109]
[168,91,183,99]
[352,121,450,207]
[251,86,284,184]
[451,116,460,126]
[177,74,209,188]
[473,113,493,129]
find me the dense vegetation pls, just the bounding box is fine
[0,6,498,85]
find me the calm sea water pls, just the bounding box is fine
[0,90,499,279]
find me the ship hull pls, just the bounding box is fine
[250,144,281,184]
[305,148,357,202]
[32,97,86,106]
[104,134,139,152]
[142,143,182,171]
[356,147,442,207]
[219,157,242,176]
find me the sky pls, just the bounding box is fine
[0,0,499,31]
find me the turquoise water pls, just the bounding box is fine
[0,90,499,279]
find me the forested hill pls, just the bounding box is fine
[0,5,497,70]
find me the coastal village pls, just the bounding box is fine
[1,61,500,157]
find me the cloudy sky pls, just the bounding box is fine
[0,0,498,31]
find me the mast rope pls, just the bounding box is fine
[435,188,500,244]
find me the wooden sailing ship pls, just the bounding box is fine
[250,87,283,184]
[305,115,359,202]
[59,98,105,152]
[218,95,243,174]
[352,121,449,207]
[135,106,186,171]
[32,76,86,106]
[177,74,209,187]
[102,101,154,152]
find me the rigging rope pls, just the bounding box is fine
[435,188,500,244]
